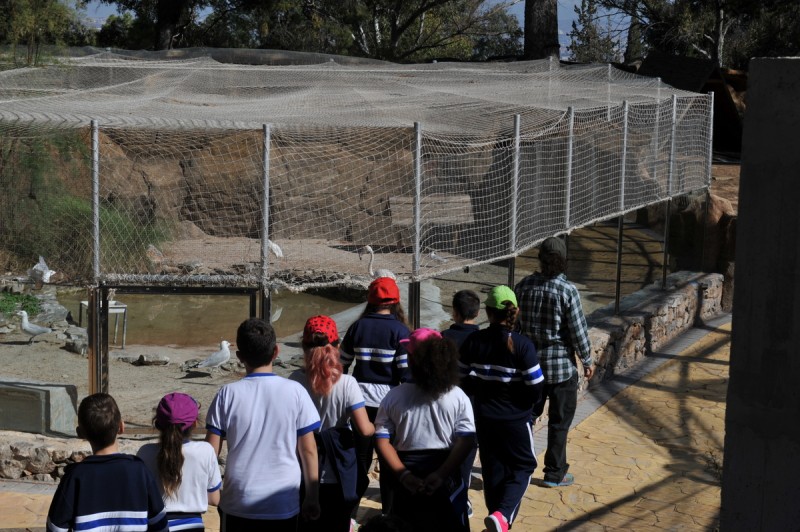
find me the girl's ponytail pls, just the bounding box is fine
[305,341,343,396]
[157,423,186,498]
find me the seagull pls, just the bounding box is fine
[427,249,449,263]
[267,240,284,259]
[194,340,231,371]
[270,306,283,323]
[27,256,56,285]
[358,245,396,280]
[17,310,52,344]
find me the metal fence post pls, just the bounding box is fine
[410,122,423,329]
[700,91,715,271]
[92,120,100,282]
[615,101,629,314]
[509,114,521,286]
[662,95,678,289]
[652,78,661,184]
[260,124,272,320]
[565,107,575,230]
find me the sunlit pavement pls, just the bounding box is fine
[0,315,729,531]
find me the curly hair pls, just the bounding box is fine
[236,318,277,368]
[302,332,343,396]
[486,301,519,354]
[409,337,460,399]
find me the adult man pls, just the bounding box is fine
[514,236,594,487]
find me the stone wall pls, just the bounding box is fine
[0,270,725,483]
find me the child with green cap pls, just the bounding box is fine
[458,286,545,532]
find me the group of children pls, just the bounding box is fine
[47,275,548,532]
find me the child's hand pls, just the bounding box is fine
[399,471,424,493]
[302,497,321,521]
[421,472,444,495]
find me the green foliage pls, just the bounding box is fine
[568,0,619,63]
[0,0,82,66]
[0,292,41,316]
[0,131,173,280]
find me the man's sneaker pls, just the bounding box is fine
[543,472,575,487]
[466,499,473,518]
[484,511,509,532]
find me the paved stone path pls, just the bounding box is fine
[0,315,729,531]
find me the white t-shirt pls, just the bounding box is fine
[205,373,321,520]
[289,371,366,430]
[375,383,475,451]
[289,370,367,484]
[137,440,222,514]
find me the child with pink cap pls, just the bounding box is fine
[137,392,222,531]
[290,315,375,532]
[374,328,475,532]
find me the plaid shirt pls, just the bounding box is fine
[514,272,592,384]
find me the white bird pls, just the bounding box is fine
[17,310,52,345]
[358,245,396,280]
[27,256,56,285]
[268,240,283,259]
[428,249,449,263]
[195,340,231,370]
[270,306,283,323]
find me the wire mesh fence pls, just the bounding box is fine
[0,50,712,291]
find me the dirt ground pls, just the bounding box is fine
[0,163,740,438]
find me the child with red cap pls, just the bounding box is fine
[290,315,375,532]
[137,392,222,531]
[375,328,475,532]
[340,276,410,514]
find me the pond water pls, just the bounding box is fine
[57,289,357,347]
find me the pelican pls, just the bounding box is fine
[17,310,52,344]
[268,240,283,258]
[358,245,396,279]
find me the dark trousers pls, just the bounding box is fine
[538,372,578,483]
[299,483,352,532]
[476,417,536,525]
[220,511,298,532]
[355,406,394,514]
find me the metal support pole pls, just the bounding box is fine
[615,101,629,314]
[607,63,612,121]
[615,216,624,315]
[88,287,99,394]
[261,124,271,321]
[700,91,715,272]
[100,285,109,393]
[652,78,661,184]
[509,114,521,287]
[565,107,575,229]
[661,95,678,289]
[91,120,100,282]
[410,122,423,329]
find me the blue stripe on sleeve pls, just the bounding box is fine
[347,401,366,412]
[208,481,222,492]
[297,420,321,436]
[205,425,225,437]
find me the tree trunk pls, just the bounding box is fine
[155,0,194,50]
[623,0,643,63]
[524,0,559,59]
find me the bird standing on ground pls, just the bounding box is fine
[27,256,56,285]
[17,310,52,345]
[194,340,231,371]
[358,245,396,279]
[267,239,284,259]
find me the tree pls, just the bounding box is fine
[622,0,642,63]
[96,0,209,50]
[567,0,619,63]
[1,0,78,65]
[523,0,559,59]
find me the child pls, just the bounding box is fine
[441,288,482,517]
[205,318,321,532]
[375,328,475,532]
[290,315,375,532]
[340,276,410,512]
[459,286,545,532]
[137,392,222,531]
[47,393,169,532]
[441,289,481,348]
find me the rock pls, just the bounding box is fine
[0,459,24,479]
[133,354,170,366]
[32,473,56,482]
[69,450,91,463]
[25,447,55,475]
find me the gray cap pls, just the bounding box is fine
[539,237,567,259]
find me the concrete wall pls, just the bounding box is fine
[721,58,800,529]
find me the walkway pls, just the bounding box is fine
[0,315,730,531]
